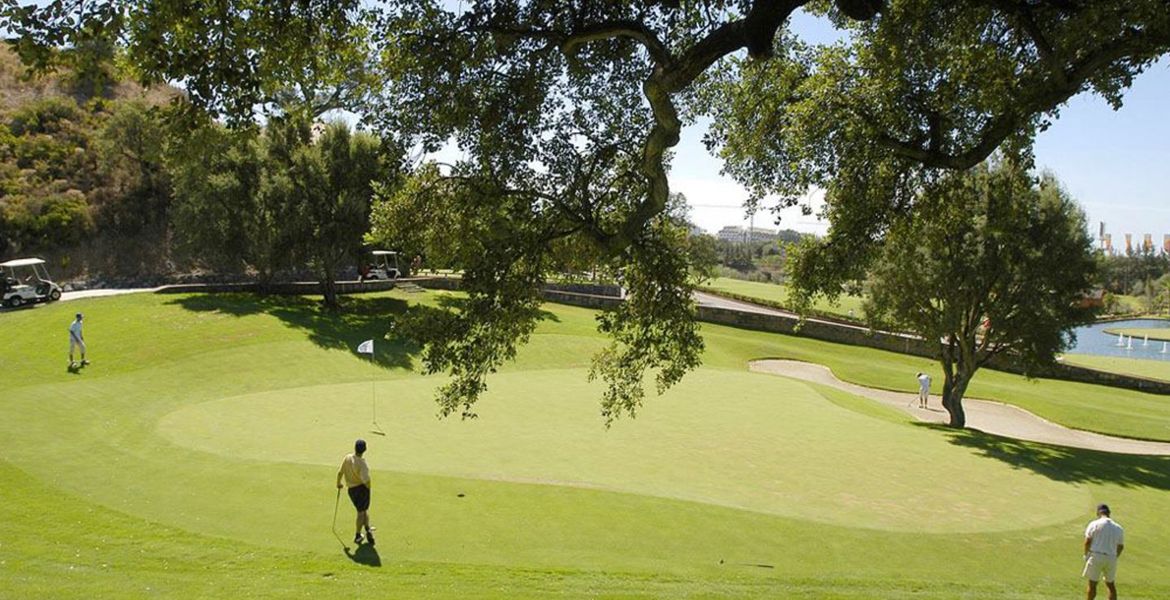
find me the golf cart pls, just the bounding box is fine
[1,258,63,308]
[362,250,401,281]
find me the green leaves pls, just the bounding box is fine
[591,220,703,425]
[169,115,388,301]
[861,158,1098,425]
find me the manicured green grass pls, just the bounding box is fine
[2,291,1170,598]
[1061,354,1170,382]
[703,277,865,318]
[1102,327,1170,342]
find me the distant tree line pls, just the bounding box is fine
[1094,251,1170,315]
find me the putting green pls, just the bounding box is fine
[159,368,1086,533]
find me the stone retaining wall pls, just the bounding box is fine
[155,279,403,295]
[414,277,623,308]
[544,282,621,297]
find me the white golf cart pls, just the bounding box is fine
[1,258,63,308]
[362,250,401,281]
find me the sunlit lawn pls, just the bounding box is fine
[1,291,1168,598]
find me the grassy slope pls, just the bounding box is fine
[699,322,1170,442]
[703,277,865,318]
[1,291,1169,598]
[1061,355,1170,382]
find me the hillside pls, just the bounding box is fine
[0,45,180,280]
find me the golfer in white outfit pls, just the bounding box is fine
[1083,503,1124,600]
[916,372,931,409]
[69,313,88,368]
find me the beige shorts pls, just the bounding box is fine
[1083,553,1118,582]
[70,337,86,355]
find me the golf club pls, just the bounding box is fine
[331,487,348,550]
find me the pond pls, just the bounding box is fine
[1065,319,1170,359]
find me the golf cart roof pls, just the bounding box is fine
[0,258,46,268]
[371,250,398,256]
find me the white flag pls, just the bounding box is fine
[357,339,374,355]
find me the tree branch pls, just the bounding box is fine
[877,21,1170,169]
[562,20,673,66]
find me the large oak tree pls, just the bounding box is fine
[863,158,1098,428]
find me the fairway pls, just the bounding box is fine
[3,290,1170,598]
[1061,354,1170,382]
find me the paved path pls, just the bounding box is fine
[693,290,796,317]
[749,359,1170,456]
[61,288,162,302]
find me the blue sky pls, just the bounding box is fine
[678,10,1170,239]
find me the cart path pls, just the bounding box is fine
[749,359,1170,456]
[61,288,163,301]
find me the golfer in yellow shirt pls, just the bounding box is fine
[336,439,374,545]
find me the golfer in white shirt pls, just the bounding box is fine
[1083,503,1124,600]
[916,372,931,409]
[69,313,88,368]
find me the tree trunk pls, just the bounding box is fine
[939,334,981,428]
[940,373,971,428]
[256,268,274,295]
[320,264,339,310]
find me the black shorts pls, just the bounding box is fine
[347,484,370,512]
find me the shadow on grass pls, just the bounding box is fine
[923,423,1170,491]
[344,541,381,567]
[166,294,418,371]
[166,291,561,372]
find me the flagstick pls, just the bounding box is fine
[370,354,384,434]
[357,339,385,435]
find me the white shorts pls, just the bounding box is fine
[70,337,86,355]
[1083,553,1118,582]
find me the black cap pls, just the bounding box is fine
[76,313,83,319]
[355,439,367,454]
[1097,503,1110,515]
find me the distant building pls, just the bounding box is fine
[716,226,780,244]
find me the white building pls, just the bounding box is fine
[715,226,779,244]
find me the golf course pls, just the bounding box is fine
[3,289,1170,599]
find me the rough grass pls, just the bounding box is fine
[2,290,1169,598]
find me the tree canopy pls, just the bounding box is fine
[5,0,1168,419]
